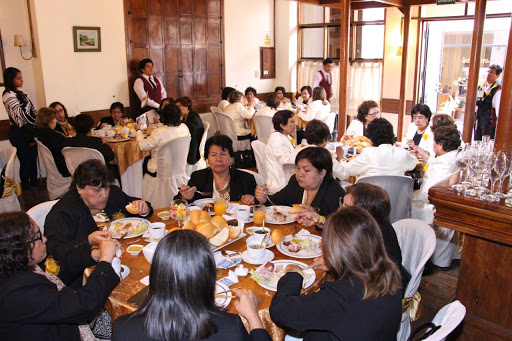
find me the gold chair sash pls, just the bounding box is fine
[402,291,423,322]
[2,177,18,198]
[457,232,465,254]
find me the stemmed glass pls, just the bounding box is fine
[451,145,470,194]
[482,153,501,202]
[496,150,512,198]
[170,199,189,228]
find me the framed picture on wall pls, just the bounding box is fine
[72,26,101,52]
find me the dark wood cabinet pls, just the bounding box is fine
[124,0,224,114]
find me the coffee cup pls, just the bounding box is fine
[235,205,251,221]
[252,227,270,244]
[149,222,166,240]
[247,241,266,260]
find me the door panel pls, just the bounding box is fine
[179,20,193,45]
[207,22,220,46]
[194,21,207,46]
[208,0,220,17]
[179,0,192,16]
[148,17,163,45]
[195,48,207,72]
[194,0,207,18]
[149,0,161,14]
[130,0,147,16]
[165,20,179,45]
[132,18,148,46]
[196,73,208,99]
[180,75,194,97]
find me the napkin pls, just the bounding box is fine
[296,228,311,237]
[217,252,243,269]
[140,275,150,286]
[112,257,122,279]
[218,270,239,287]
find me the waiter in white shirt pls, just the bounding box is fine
[312,58,334,100]
[133,58,167,115]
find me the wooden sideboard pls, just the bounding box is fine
[429,174,512,340]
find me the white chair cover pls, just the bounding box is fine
[325,112,337,133]
[201,110,219,138]
[0,146,21,213]
[251,140,268,184]
[239,168,265,185]
[392,218,436,341]
[61,147,105,175]
[210,106,222,135]
[35,138,71,200]
[186,121,209,177]
[425,300,466,341]
[143,135,191,209]
[215,111,251,152]
[431,225,458,268]
[356,175,414,224]
[27,200,59,234]
[253,115,273,143]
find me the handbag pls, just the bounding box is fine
[407,322,441,341]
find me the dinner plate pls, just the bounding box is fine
[109,217,151,239]
[215,282,232,308]
[192,198,214,207]
[250,260,316,292]
[242,249,274,265]
[276,235,322,259]
[265,206,296,224]
[107,138,130,143]
[214,250,243,269]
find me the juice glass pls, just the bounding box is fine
[214,197,227,216]
[253,205,266,226]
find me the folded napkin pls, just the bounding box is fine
[112,257,122,279]
[296,228,311,237]
[216,252,243,269]
[218,270,239,287]
[140,275,150,286]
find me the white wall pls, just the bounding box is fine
[275,0,297,93]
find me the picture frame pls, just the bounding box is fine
[72,26,101,52]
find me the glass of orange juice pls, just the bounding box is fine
[214,197,227,216]
[253,205,266,226]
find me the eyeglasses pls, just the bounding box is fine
[56,109,64,114]
[367,111,380,117]
[29,231,43,244]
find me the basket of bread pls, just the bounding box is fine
[343,135,372,153]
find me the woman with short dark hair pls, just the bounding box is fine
[275,86,291,107]
[50,101,75,137]
[175,97,205,166]
[255,93,279,118]
[224,91,256,139]
[292,85,312,108]
[218,86,235,112]
[405,104,433,152]
[0,212,121,341]
[97,102,126,129]
[299,86,331,125]
[269,206,402,340]
[413,113,459,161]
[345,100,380,137]
[245,86,260,108]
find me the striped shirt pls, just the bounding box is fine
[2,90,37,127]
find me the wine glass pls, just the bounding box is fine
[496,150,512,198]
[170,199,189,228]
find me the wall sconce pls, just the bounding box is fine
[395,46,403,57]
[14,34,33,60]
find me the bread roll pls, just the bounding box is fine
[195,223,218,239]
[125,203,140,215]
[199,211,211,223]
[271,229,285,245]
[167,227,182,234]
[182,221,196,230]
[229,225,241,239]
[210,227,229,247]
[211,215,228,230]
[189,210,201,225]
[288,204,302,214]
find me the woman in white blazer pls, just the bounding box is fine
[345,100,380,138]
[264,110,296,194]
[412,114,460,162]
[298,86,331,125]
[405,104,433,155]
[218,86,235,112]
[224,90,255,138]
[412,126,461,268]
[336,118,417,180]
[255,93,279,118]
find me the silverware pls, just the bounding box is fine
[292,225,297,239]
[119,230,129,240]
[221,250,241,261]
[196,190,212,197]
[126,238,141,245]
[217,287,241,295]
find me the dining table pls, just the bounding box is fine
[86,205,325,341]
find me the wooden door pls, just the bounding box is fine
[124,0,224,115]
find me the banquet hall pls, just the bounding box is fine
[1,0,512,340]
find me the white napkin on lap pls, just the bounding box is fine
[111,257,122,279]
[296,229,311,236]
[218,270,239,287]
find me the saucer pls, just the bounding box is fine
[246,236,275,248]
[242,250,274,265]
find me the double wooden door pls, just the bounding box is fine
[124,0,224,114]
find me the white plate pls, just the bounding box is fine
[242,249,275,265]
[120,265,130,280]
[246,236,275,249]
[215,282,232,308]
[265,206,296,224]
[107,138,130,143]
[109,218,150,239]
[276,235,322,259]
[211,232,247,252]
[251,260,316,292]
[214,250,243,269]
[192,198,214,207]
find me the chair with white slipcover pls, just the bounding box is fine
[142,135,191,209]
[27,200,59,234]
[215,111,251,152]
[392,218,436,341]
[0,146,21,213]
[35,138,71,200]
[325,111,337,133]
[356,175,414,224]
[253,115,273,143]
[251,140,268,184]
[239,168,265,185]
[420,300,465,341]
[186,121,210,177]
[209,106,222,135]
[61,147,105,176]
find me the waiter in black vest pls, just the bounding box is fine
[474,64,502,140]
[312,58,334,100]
[133,58,167,115]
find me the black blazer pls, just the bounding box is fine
[44,186,153,288]
[94,116,126,130]
[113,310,271,341]
[268,175,345,217]
[270,273,402,341]
[63,133,115,162]
[0,261,119,341]
[174,168,257,202]
[36,127,71,177]
[183,110,204,164]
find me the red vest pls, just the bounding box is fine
[319,71,332,100]
[140,76,162,105]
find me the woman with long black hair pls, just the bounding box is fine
[2,67,38,188]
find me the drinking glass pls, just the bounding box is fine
[214,197,227,216]
[170,199,189,228]
[496,150,512,198]
[253,205,266,226]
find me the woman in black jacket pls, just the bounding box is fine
[175,97,204,165]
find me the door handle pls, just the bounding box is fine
[178,70,183,78]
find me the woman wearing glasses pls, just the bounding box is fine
[49,101,75,137]
[345,100,380,138]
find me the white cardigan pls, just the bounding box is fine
[224,102,255,136]
[218,100,229,112]
[336,144,418,180]
[405,121,434,155]
[298,100,331,124]
[264,131,296,194]
[345,119,364,137]
[255,105,276,118]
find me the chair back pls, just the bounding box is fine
[209,106,222,135]
[239,168,265,185]
[199,121,210,160]
[424,301,466,341]
[0,146,21,213]
[215,111,238,142]
[251,140,268,182]
[35,138,71,200]
[356,175,414,223]
[61,147,105,175]
[253,115,273,143]
[27,200,59,234]
[156,136,191,178]
[326,112,337,133]
[393,218,436,341]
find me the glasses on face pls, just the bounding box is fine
[29,231,43,244]
[488,71,496,75]
[368,111,380,117]
[56,109,64,114]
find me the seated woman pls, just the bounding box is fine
[255,93,279,118]
[224,90,255,140]
[0,212,121,341]
[292,85,312,110]
[336,118,417,180]
[96,102,126,129]
[35,107,70,177]
[412,126,461,268]
[177,135,256,204]
[275,86,291,107]
[218,86,235,112]
[412,113,458,162]
[256,147,345,218]
[405,104,433,154]
[245,86,261,109]
[49,101,75,137]
[175,97,205,166]
[298,86,331,125]
[159,97,174,111]
[45,159,152,288]
[135,103,190,177]
[263,110,297,194]
[345,100,380,138]
[269,206,402,340]
[113,230,270,341]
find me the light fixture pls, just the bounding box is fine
[14,34,33,60]
[395,46,403,57]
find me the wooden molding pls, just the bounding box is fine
[381,98,413,114]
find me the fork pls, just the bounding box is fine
[196,190,212,197]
